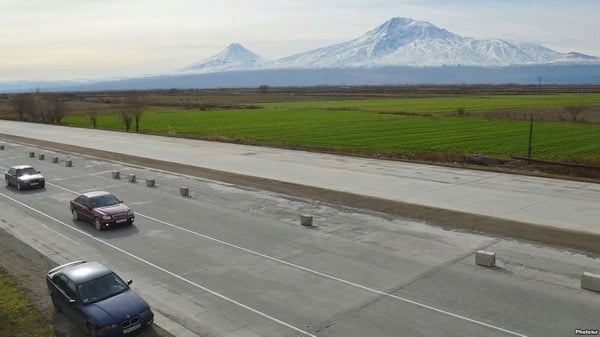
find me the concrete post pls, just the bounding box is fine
[475,250,496,267]
[180,187,190,197]
[300,215,313,227]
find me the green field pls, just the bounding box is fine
[0,268,54,337]
[61,94,600,163]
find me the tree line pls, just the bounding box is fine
[10,92,146,132]
[10,91,69,124]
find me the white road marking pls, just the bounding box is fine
[0,191,317,337]
[45,182,528,337]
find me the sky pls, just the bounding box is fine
[2,0,600,82]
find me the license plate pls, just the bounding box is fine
[123,323,141,334]
[116,219,127,223]
[30,182,39,185]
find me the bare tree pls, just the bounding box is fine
[116,103,134,132]
[563,105,587,122]
[10,94,35,121]
[89,109,98,128]
[123,95,146,133]
[43,94,68,124]
[258,84,270,95]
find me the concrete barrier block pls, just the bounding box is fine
[52,156,59,163]
[300,215,313,227]
[581,272,600,292]
[38,154,45,160]
[146,179,155,187]
[29,151,35,158]
[128,174,136,183]
[180,187,190,197]
[111,171,120,179]
[475,250,496,267]
[65,160,72,167]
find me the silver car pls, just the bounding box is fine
[4,165,45,190]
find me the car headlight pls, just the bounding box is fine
[97,323,118,333]
[101,215,112,220]
[140,307,152,318]
[127,210,135,216]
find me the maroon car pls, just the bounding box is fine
[70,191,135,231]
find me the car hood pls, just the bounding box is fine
[18,173,44,181]
[95,204,130,216]
[81,289,148,324]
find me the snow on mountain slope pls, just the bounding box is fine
[179,17,599,73]
[178,43,269,73]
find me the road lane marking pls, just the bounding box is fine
[46,182,528,337]
[0,191,317,337]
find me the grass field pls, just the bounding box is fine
[61,93,600,163]
[0,267,54,337]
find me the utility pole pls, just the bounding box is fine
[527,114,534,161]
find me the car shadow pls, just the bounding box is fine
[52,310,170,337]
[3,185,47,194]
[70,220,141,239]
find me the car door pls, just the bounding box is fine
[5,168,16,185]
[74,196,93,221]
[53,274,79,320]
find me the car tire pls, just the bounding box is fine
[87,323,98,337]
[40,182,45,189]
[72,209,79,221]
[51,297,62,313]
[17,182,22,191]
[94,218,102,231]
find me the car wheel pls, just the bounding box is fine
[51,297,62,313]
[39,182,45,189]
[87,323,98,337]
[94,218,102,231]
[72,209,79,221]
[17,182,22,191]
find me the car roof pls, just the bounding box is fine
[81,191,113,198]
[10,165,34,170]
[61,261,113,284]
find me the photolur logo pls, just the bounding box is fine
[575,329,599,336]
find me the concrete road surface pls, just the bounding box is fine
[0,121,598,237]
[1,142,599,337]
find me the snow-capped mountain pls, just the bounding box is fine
[178,43,269,74]
[180,17,599,74]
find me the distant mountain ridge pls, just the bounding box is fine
[2,17,600,92]
[179,17,599,74]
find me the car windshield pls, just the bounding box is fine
[90,194,120,208]
[78,272,128,304]
[16,167,37,176]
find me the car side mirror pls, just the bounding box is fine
[127,279,133,285]
[37,171,41,174]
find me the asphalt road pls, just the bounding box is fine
[1,141,599,337]
[0,121,598,236]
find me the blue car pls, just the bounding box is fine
[46,261,153,336]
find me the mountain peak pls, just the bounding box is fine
[179,43,268,74]
[367,17,456,41]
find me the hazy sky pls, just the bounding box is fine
[2,0,600,82]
